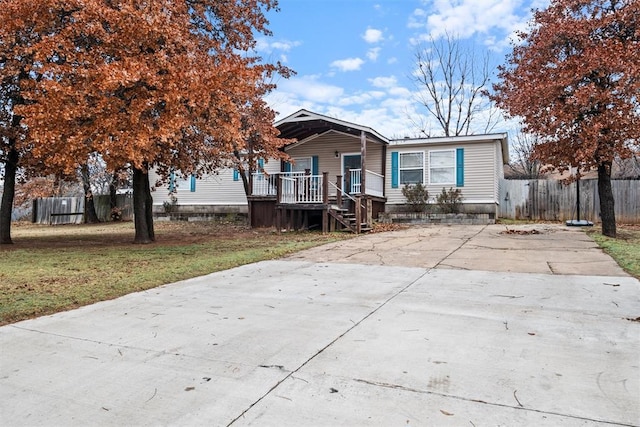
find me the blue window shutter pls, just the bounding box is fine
[190,175,196,192]
[456,148,464,187]
[169,172,175,192]
[391,152,399,188]
[312,156,319,176]
[283,161,291,172]
[257,158,264,172]
[233,169,239,181]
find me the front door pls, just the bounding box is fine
[343,154,361,194]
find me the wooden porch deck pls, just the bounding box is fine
[248,171,385,233]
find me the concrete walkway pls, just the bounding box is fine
[1,224,638,426]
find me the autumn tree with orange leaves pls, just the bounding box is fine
[491,0,639,237]
[1,0,290,244]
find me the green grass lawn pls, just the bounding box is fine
[0,221,352,325]
[588,225,640,279]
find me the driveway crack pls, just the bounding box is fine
[353,378,637,427]
[433,225,488,269]
[226,268,431,426]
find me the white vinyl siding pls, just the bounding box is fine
[386,141,500,205]
[151,158,280,207]
[399,152,424,185]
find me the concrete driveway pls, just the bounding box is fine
[1,224,638,426]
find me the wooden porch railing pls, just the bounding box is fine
[345,169,384,198]
[252,169,384,202]
[276,171,327,204]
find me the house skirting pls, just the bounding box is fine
[153,204,248,222]
[379,212,495,225]
[385,202,498,217]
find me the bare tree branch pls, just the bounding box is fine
[507,131,545,179]
[410,33,501,137]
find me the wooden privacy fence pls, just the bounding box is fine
[32,194,133,224]
[32,197,84,225]
[499,179,640,224]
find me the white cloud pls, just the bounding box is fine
[369,76,398,88]
[330,57,365,72]
[362,28,384,43]
[265,84,337,122]
[337,91,387,107]
[255,37,302,54]
[266,70,427,138]
[409,0,545,51]
[366,47,381,61]
[388,86,413,98]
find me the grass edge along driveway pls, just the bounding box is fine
[0,221,353,326]
[1,221,637,326]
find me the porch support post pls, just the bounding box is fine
[276,174,283,233]
[322,209,328,233]
[322,172,329,205]
[345,168,351,199]
[360,130,367,196]
[360,131,368,226]
[355,196,362,234]
[276,174,282,204]
[336,175,343,207]
[304,168,311,201]
[322,171,329,233]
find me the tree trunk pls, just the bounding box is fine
[80,163,100,224]
[132,165,155,243]
[0,146,19,244]
[109,178,118,210]
[597,161,616,238]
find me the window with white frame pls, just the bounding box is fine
[429,150,455,184]
[399,152,424,184]
[291,157,312,173]
[172,175,190,192]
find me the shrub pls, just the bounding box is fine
[110,207,122,221]
[163,192,178,213]
[402,183,430,212]
[436,187,463,213]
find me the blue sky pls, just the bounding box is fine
[259,0,549,139]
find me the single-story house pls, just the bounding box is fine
[151,109,509,231]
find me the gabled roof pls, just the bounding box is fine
[275,109,388,145]
[389,133,510,164]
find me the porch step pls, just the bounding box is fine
[327,208,372,234]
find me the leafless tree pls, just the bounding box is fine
[409,33,502,137]
[613,154,640,179]
[506,131,545,179]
